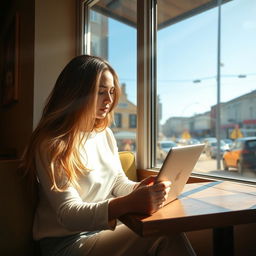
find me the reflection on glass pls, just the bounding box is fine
[88,0,137,152]
[156,0,256,181]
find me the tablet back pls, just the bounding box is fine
[156,144,205,205]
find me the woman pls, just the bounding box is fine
[22,55,196,256]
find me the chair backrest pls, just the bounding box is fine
[118,151,137,181]
[0,160,37,256]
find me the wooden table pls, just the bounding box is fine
[119,181,256,256]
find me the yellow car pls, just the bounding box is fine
[222,137,256,174]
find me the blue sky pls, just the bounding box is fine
[108,0,256,123]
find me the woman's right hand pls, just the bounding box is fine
[108,176,171,221]
[125,176,171,215]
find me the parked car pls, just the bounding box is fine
[202,137,217,143]
[157,140,177,161]
[222,138,233,149]
[186,138,201,145]
[222,137,256,174]
[205,140,229,159]
[201,137,217,153]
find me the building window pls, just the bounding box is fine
[90,10,100,23]
[114,113,122,128]
[129,114,137,128]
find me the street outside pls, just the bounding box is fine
[194,153,256,182]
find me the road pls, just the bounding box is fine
[156,152,256,182]
[194,153,256,182]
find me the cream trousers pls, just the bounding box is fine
[40,224,196,256]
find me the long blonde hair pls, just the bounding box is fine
[21,55,121,191]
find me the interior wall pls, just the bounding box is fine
[34,0,77,128]
[0,0,35,158]
[0,0,77,157]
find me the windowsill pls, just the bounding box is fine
[137,168,256,185]
[137,168,214,183]
[192,171,256,185]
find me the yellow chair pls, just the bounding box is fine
[119,151,137,182]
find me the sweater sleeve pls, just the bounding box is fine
[35,149,114,232]
[105,128,139,197]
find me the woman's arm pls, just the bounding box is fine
[108,176,171,221]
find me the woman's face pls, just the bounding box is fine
[96,70,115,119]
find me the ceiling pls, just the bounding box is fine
[93,0,230,29]
[0,0,231,35]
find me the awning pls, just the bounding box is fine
[93,0,231,30]
[114,131,136,140]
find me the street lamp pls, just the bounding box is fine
[192,1,222,169]
[193,79,201,83]
[191,1,248,170]
[216,0,222,170]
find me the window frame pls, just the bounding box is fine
[80,0,256,185]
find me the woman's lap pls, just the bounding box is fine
[39,224,196,256]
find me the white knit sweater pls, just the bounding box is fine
[33,128,136,240]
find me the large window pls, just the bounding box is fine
[83,0,256,183]
[85,0,137,152]
[156,0,256,182]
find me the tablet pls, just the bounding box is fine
[156,143,205,206]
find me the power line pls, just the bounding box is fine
[119,73,256,84]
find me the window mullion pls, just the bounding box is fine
[137,0,156,169]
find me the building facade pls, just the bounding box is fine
[162,90,256,140]
[111,84,137,151]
